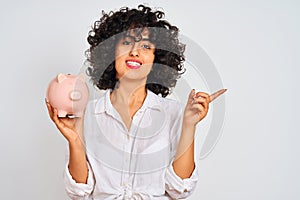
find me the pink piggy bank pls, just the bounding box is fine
[46,73,89,118]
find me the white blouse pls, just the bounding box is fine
[63,89,199,199]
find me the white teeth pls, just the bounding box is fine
[127,61,141,66]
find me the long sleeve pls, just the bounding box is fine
[165,161,199,199]
[63,159,95,200]
[165,103,199,199]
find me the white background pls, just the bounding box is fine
[0,0,299,199]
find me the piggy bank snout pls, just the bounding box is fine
[69,90,82,101]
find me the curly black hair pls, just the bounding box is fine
[86,4,185,97]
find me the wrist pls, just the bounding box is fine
[182,119,197,130]
[68,135,85,148]
[181,121,196,140]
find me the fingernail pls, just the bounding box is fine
[45,98,49,103]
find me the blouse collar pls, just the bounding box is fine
[94,89,162,114]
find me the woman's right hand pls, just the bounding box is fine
[45,99,85,143]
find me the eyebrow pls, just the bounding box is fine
[124,35,152,43]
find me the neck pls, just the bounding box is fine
[111,78,147,106]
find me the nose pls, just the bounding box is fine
[129,43,139,57]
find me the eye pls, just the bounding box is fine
[122,40,132,45]
[141,44,151,49]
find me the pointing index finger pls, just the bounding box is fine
[209,89,227,102]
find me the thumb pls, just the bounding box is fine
[187,89,195,104]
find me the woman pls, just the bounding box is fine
[46,4,226,199]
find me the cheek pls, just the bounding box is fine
[115,47,128,67]
[114,56,125,78]
[115,63,125,79]
[115,48,123,57]
[144,52,155,64]
[145,55,155,72]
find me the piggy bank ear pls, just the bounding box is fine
[77,73,86,82]
[57,73,68,83]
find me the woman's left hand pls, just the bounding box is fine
[183,89,227,127]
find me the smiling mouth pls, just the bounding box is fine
[126,60,142,69]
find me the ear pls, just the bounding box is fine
[57,73,68,83]
[77,73,86,82]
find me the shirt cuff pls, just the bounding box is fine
[165,161,199,198]
[63,161,95,197]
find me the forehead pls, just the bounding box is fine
[123,27,151,41]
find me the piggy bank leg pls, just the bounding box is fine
[58,110,68,118]
[73,111,84,118]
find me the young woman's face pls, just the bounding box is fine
[115,28,155,81]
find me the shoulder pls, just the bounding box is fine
[150,91,183,117]
[159,96,182,110]
[85,90,109,115]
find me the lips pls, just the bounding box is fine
[126,59,142,69]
